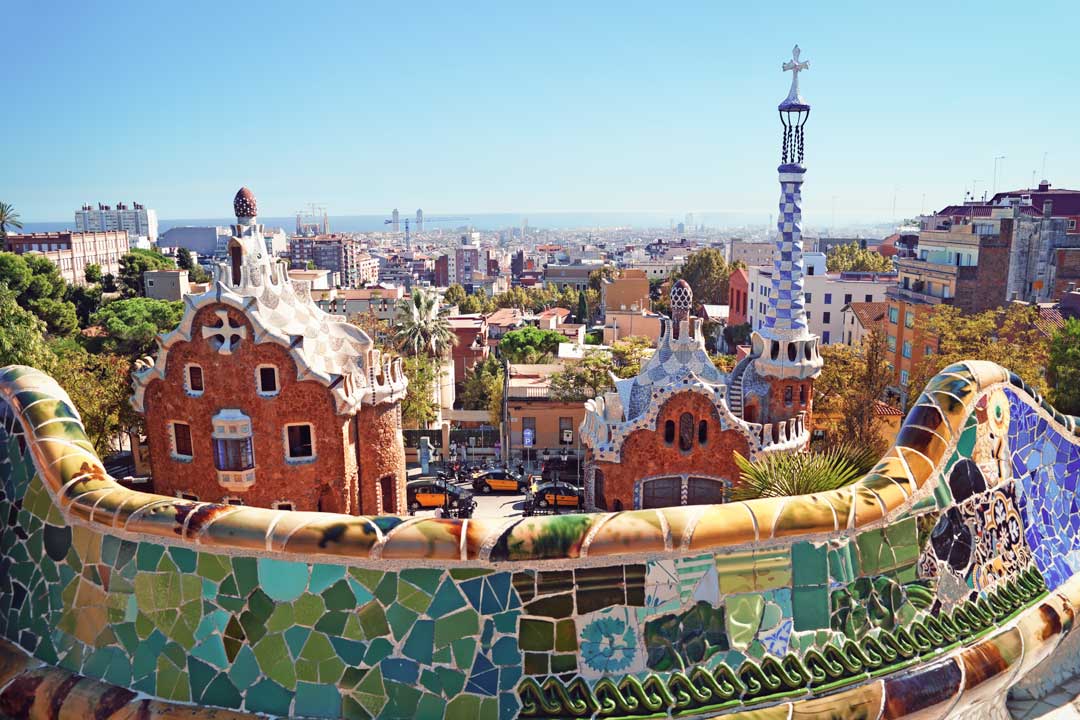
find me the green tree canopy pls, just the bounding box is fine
[825,244,894,273]
[576,290,589,325]
[549,350,615,402]
[815,330,893,454]
[443,283,467,308]
[588,266,615,291]
[674,248,732,305]
[118,248,176,297]
[89,297,184,358]
[0,285,54,369]
[1048,317,1080,416]
[0,202,22,239]
[459,355,505,425]
[396,289,456,357]
[84,263,103,285]
[498,327,565,363]
[401,354,440,428]
[49,345,141,455]
[0,252,78,336]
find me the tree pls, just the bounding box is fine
[549,350,615,402]
[588,266,615,292]
[0,252,78,336]
[610,335,653,378]
[498,327,565,363]
[675,248,731,305]
[576,290,589,325]
[0,285,53,369]
[906,304,1049,404]
[1046,318,1080,415]
[117,249,176,297]
[825,244,893,273]
[175,248,195,272]
[400,354,439,428]
[459,355,505,425]
[84,263,103,285]
[89,297,185,358]
[101,273,118,293]
[67,283,104,327]
[396,289,456,358]
[0,202,22,240]
[444,284,467,308]
[732,443,880,501]
[49,346,140,455]
[815,330,893,453]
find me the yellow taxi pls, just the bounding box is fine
[524,482,583,513]
[471,468,528,494]
[406,478,473,512]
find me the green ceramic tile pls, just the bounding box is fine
[386,603,419,641]
[792,585,829,631]
[754,549,792,591]
[258,558,309,602]
[400,568,443,595]
[374,573,397,605]
[197,553,233,583]
[293,593,326,627]
[348,568,384,593]
[428,580,467,618]
[716,552,756,594]
[726,594,765,650]
[554,619,577,651]
[396,578,432,614]
[445,693,482,720]
[402,619,434,665]
[232,557,258,597]
[551,653,577,673]
[309,564,346,594]
[451,637,476,668]
[791,542,828,586]
[246,679,294,716]
[436,667,466,696]
[434,608,479,648]
[518,617,553,651]
[449,568,493,581]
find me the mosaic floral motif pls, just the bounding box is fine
[579,610,637,674]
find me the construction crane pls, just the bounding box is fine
[384,215,470,251]
[295,203,329,235]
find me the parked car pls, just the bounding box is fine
[540,455,582,485]
[472,468,528,494]
[406,478,475,513]
[523,482,583,514]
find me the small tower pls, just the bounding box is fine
[750,45,823,381]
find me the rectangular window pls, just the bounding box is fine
[900,369,910,386]
[559,416,573,445]
[822,330,831,343]
[902,340,912,358]
[257,366,279,395]
[805,292,812,304]
[904,311,915,328]
[286,424,314,459]
[843,293,852,304]
[214,437,254,471]
[888,306,899,324]
[865,294,873,302]
[178,491,198,501]
[187,365,204,393]
[823,311,831,323]
[925,345,934,356]
[887,334,897,351]
[172,422,193,458]
[824,293,832,304]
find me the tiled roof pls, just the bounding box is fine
[1035,305,1065,338]
[847,301,889,330]
[485,307,524,327]
[874,399,904,417]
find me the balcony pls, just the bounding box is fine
[887,284,947,305]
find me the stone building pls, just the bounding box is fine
[579,53,821,511]
[131,188,408,514]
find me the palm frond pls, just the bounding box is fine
[731,442,880,501]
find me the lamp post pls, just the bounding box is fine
[993,155,1006,196]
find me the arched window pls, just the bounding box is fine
[230,243,242,286]
[698,420,708,444]
[664,420,675,444]
[642,477,681,509]
[799,384,807,404]
[594,469,606,511]
[678,413,694,451]
[784,386,793,405]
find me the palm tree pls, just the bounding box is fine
[731,443,880,501]
[395,288,456,358]
[0,202,23,243]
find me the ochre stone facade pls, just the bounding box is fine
[356,401,407,515]
[592,391,749,511]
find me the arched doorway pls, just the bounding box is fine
[638,474,731,510]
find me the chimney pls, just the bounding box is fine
[1069,282,1077,293]
[1039,180,1051,192]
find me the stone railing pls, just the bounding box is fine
[2,361,1080,719]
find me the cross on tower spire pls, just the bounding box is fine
[781,45,809,107]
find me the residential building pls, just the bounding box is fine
[159,225,288,259]
[314,285,407,333]
[287,268,332,291]
[728,241,775,267]
[601,269,650,319]
[3,230,128,286]
[447,315,490,381]
[544,263,596,292]
[76,202,158,245]
[503,363,588,469]
[536,307,572,329]
[131,187,408,515]
[728,267,749,326]
[840,301,888,346]
[288,234,367,287]
[747,253,895,344]
[144,269,190,301]
[625,260,682,281]
[484,308,525,344]
[601,308,663,345]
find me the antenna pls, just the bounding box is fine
[1042,152,1048,179]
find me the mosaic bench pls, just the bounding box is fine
[2,360,1080,719]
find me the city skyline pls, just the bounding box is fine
[5,1,1077,223]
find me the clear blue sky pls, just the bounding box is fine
[4,0,1077,224]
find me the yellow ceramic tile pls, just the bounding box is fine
[688,503,758,550]
[194,506,273,550]
[655,505,698,549]
[791,678,883,719]
[122,499,187,539]
[462,516,512,560]
[771,494,839,538]
[380,518,462,560]
[958,626,1023,706]
[896,446,936,491]
[744,497,789,541]
[850,484,888,527]
[584,510,668,557]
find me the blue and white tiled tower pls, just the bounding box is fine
[750,45,823,381]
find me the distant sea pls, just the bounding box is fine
[18,211,769,235]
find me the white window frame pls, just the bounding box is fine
[222,496,244,506]
[185,363,205,396]
[256,364,280,397]
[169,421,194,462]
[900,369,910,386]
[271,500,295,511]
[175,490,199,501]
[283,422,317,463]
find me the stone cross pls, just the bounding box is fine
[782,45,809,101]
[202,309,247,355]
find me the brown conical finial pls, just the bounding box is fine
[233,187,257,220]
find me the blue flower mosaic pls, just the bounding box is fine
[580,614,637,673]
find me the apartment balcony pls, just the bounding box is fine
[886,284,948,305]
[506,386,551,399]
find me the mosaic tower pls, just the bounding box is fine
[750,45,823,381]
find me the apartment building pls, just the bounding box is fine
[747,253,895,344]
[75,202,157,245]
[503,363,587,466]
[287,234,367,287]
[3,230,128,286]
